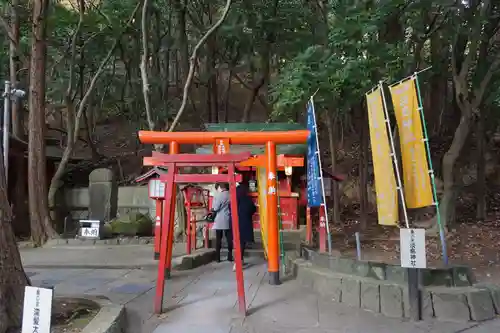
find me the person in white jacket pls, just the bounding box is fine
[212,183,233,262]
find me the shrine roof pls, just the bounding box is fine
[195,123,307,156]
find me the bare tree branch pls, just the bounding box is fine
[0,8,27,65]
[48,2,141,206]
[168,0,233,132]
[140,0,155,131]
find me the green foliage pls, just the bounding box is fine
[271,0,413,119]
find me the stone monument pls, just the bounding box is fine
[88,168,118,222]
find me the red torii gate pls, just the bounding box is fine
[138,130,309,315]
[145,151,248,314]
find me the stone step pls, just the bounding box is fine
[292,258,499,323]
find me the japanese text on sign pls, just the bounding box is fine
[22,286,53,333]
[81,227,99,237]
[389,79,433,208]
[400,228,426,269]
[306,100,323,207]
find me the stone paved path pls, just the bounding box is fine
[24,250,500,333]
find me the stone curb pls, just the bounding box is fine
[175,249,216,270]
[300,246,475,287]
[54,296,126,333]
[23,250,214,270]
[80,297,126,333]
[292,258,500,323]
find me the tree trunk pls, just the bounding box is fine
[241,72,265,123]
[325,112,340,224]
[476,109,486,220]
[207,3,219,123]
[440,114,472,228]
[173,0,189,88]
[9,0,21,138]
[28,0,56,246]
[357,103,369,230]
[222,68,233,123]
[139,0,155,131]
[0,110,29,333]
[8,0,28,238]
[0,147,30,333]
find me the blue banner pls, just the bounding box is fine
[306,100,323,207]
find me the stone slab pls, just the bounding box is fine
[368,262,386,281]
[353,261,371,278]
[475,284,500,314]
[432,289,471,322]
[453,266,474,286]
[385,265,407,285]
[341,278,360,308]
[110,283,154,295]
[360,281,380,313]
[421,268,453,287]
[296,264,316,289]
[81,297,125,333]
[314,272,342,303]
[380,284,404,318]
[421,289,434,319]
[467,289,496,321]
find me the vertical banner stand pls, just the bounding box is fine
[310,96,332,254]
[379,82,420,320]
[413,74,449,266]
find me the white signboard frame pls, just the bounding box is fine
[22,286,53,333]
[400,228,426,269]
[149,179,166,199]
[79,220,101,239]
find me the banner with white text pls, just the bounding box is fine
[389,78,433,208]
[366,88,399,226]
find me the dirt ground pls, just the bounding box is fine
[331,218,500,284]
[50,298,98,333]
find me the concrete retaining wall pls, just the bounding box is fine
[301,247,475,287]
[291,256,500,322]
[64,186,155,220]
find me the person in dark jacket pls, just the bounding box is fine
[233,181,256,270]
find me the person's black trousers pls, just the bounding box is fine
[240,240,246,260]
[215,229,233,262]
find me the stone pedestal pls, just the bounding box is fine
[88,168,117,222]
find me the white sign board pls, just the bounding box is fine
[400,228,426,269]
[149,179,166,198]
[22,286,53,333]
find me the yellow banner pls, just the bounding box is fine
[389,78,433,208]
[366,88,399,226]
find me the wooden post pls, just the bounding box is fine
[205,195,212,248]
[318,205,327,253]
[306,206,312,245]
[165,141,179,279]
[186,204,192,255]
[154,199,163,260]
[191,212,196,252]
[228,163,247,315]
[155,165,175,314]
[266,141,280,285]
